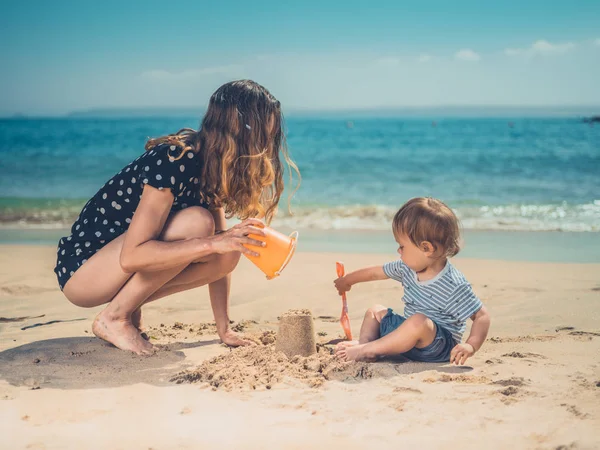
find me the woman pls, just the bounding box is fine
[54,80,299,355]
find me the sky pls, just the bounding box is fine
[1,0,599,116]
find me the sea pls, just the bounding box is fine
[1,115,599,262]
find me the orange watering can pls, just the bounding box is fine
[336,261,353,341]
[244,226,299,280]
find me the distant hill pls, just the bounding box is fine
[65,105,600,119]
[66,107,205,118]
[2,105,598,119]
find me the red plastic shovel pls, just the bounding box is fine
[336,261,353,341]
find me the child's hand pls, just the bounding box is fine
[334,276,352,296]
[450,343,475,365]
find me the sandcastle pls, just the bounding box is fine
[275,309,317,358]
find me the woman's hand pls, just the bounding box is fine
[209,218,266,257]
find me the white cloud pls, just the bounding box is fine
[594,38,600,47]
[504,40,575,57]
[417,53,432,63]
[454,49,481,62]
[140,65,243,80]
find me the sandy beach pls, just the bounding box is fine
[1,244,599,449]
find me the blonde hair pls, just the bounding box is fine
[392,197,461,257]
[145,80,300,224]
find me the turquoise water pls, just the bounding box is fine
[1,228,599,263]
[1,116,599,232]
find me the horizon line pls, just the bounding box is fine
[2,104,599,119]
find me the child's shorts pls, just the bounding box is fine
[379,308,456,363]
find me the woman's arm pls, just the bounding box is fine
[207,208,252,346]
[119,186,213,272]
[207,208,233,333]
[119,187,264,273]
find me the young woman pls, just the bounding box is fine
[54,80,299,355]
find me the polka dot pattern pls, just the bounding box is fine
[54,143,205,291]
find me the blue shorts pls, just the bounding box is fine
[379,309,456,363]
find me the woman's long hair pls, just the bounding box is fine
[145,80,300,224]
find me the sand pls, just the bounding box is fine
[275,309,317,358]
[0,245,599,449]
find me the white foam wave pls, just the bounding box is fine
[271,201,600,232]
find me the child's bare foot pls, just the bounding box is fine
[335,340,359,351]
[92,310,154,355]
[335,343,377,362]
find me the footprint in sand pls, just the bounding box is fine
[502,351,547,359]
[499,386,520,396]
[496,385,530,405]
[316,316,338,323]
[392,386,422,394]
[0,314,45,323]
[561,404,590,419]
[554,444,578,450]
[489,335,556,343]
[491,377,529,387]
[20,318,86,331]
[485,357,504,365]
[423,374,490,384]
[568,331,600,337]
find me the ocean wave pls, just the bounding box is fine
[1,201,599,232]
[271,202,600,232]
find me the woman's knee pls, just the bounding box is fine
[161,207,215,241]
[214,251,241,277]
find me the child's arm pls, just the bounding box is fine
[450,306,491,365]
[334,266,388,295]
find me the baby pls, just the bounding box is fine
[334,197,490,364]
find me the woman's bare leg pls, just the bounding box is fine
[62,207,237,354]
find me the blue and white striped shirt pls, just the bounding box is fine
[382,259,482,343]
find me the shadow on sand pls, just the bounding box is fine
[0,336,219,389]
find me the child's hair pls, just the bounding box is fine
[145,80,300,224]
[392,197,461,257]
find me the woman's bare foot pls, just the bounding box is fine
[131,308,149,340]
[335,343,377,362]
[219,329,255,347]
[92,310,154,355]
[131,308,144,331]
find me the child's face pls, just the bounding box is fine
[394,233,434,272]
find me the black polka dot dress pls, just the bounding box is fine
[54,144,206,291]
